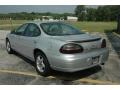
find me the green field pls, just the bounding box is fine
[0,20,29,30]
[71,21,117,33]
[0,20,117,33]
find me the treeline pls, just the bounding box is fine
[75,5,120,21]
[0,12,74,20]
[0,5,120,21]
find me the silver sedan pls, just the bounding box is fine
[6,21,109,76]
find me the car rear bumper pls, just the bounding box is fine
[48,48,109,72]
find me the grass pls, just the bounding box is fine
[0,20,28,25]
[70,21,117,33]
[0,20,29,30]
[0,20,117,33]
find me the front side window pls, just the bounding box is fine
[15,24,28,35]
[24,23,41,37]
[40,22,84,36]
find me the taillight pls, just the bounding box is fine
[101,39,106,48]
[60,43,83,54]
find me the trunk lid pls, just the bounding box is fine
[51,34,102,52]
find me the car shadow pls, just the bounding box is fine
[104,29,120,58]
[13,51,102,84]
[51,66,101,83]
[13,51,35,67]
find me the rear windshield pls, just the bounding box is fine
[40,22,84,36]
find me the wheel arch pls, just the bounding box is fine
[33,48,47,59]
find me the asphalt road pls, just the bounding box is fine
[0,30,120,85]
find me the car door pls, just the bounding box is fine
[10,24,28,52]
[18,23,41,59]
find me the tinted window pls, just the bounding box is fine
[24,23,41,37]
[15,24,28,35]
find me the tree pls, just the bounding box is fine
[103,6,111,21]
[75,5,86,21]
[86,8,96,21]
[95,6,112,21]
[109,5,120,21]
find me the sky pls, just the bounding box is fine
[0,5,98,14]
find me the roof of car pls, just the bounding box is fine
[26,20,64,24]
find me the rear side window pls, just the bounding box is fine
[24,23,41,37]
[15,24,28,35]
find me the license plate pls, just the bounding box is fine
[92,56,99,64]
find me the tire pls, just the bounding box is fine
[35,52,51,76]
[6,39,14,54]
